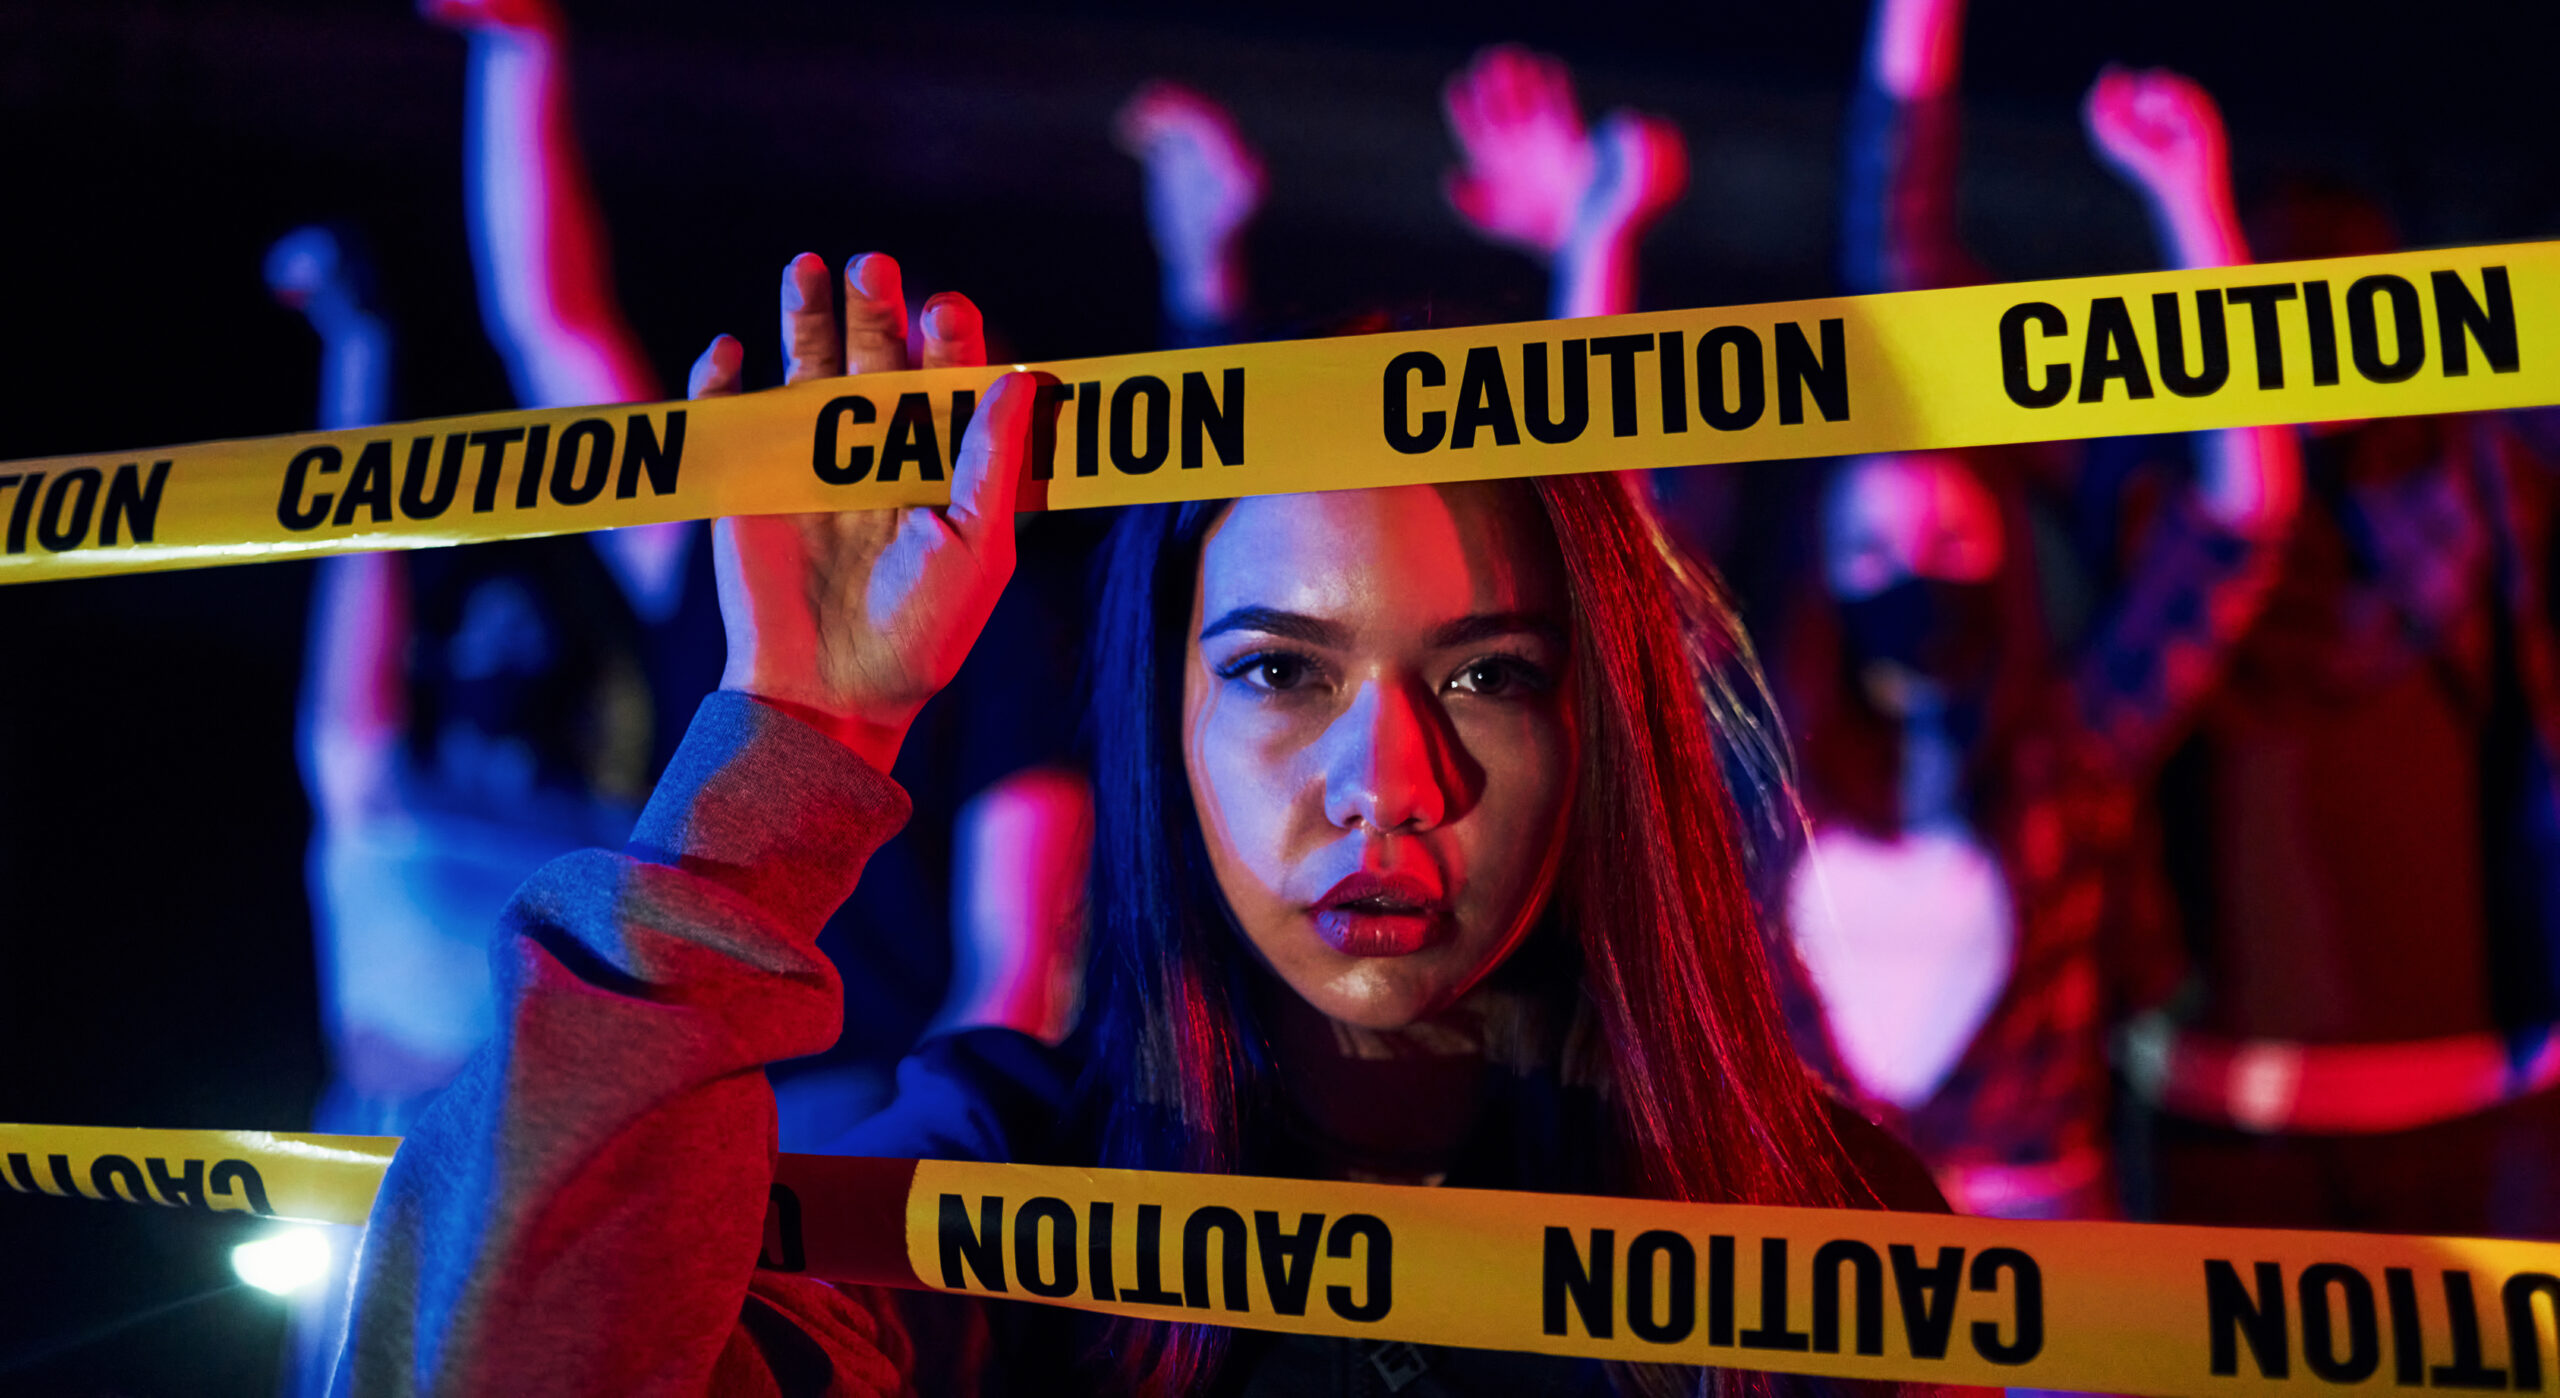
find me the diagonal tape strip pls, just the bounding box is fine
[3,242,2556,585]
[9,1122,2560,1395]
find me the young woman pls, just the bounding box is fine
[338,251,1946,1398]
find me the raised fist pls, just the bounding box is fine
[2084,65,2230,202]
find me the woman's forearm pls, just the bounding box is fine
[339,694,910,1395]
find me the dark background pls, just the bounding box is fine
[2,1,2555,1392]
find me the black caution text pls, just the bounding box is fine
[2000,266,2519,409]
[4,1148,274,1215]
[936,1192,1391,1323]
[276,408,687,533]
[1544,1228,2043,1367]
[1382,320,1851,457]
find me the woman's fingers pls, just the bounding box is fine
[776,247,977,380]
[844,253,911,375]
[686,333,744,399]
[946,372,1035,548]
[781,253,845,384]
[918,293,986,371]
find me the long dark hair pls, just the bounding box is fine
[1079,475,1883,1395]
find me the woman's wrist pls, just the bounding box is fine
[727,687,914,776]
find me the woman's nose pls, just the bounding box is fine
[1319,677,1453,833]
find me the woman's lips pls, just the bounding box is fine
[1310,870,1446,957]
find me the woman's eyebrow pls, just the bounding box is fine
[1426,611,1565,649]
[1198,605,1351,647]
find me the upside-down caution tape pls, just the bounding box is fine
[3,242,2558,583]
[11,1124,2560,1396]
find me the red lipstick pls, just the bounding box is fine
[1310,870,1446,957]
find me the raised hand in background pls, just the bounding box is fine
[1441,44,1687,319]
[2084,65,2246,270]
[426,0,692,613]
[2085,66,2296,533]
[1116,81,1265,346]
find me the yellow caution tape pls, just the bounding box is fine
[1,1123,392,1221]
[4,242,2556,584]
[13,1122,2560,1395]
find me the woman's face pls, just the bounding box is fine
[1183,483,1579,1032]
[1820,454,2008,713]
[1820,452,2005,600]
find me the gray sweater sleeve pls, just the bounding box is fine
[336,691,915,1397]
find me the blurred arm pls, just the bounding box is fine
[932,765,1093,1046]
[2069,73,2301,781]
[316,308,393,433]
[1116,82,1264,347]
[2085,67,2299,537]
[440,0,695,615]
[1549,112,1686,319]
[266,226,407,823]
[1841,0,1978,293]
[297,552,407,826]
[438,0,659,407]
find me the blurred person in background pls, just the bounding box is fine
[1765,0,2302,1222]
[2122,173,2560,1239]
[282,3,731,1388]
[301,0,1088,1163]
[1116,47,1688,341]
[295,0,715,1153]
[288,1,1114,1380]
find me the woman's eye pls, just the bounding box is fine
[1449,656,1548,698]
[1221,652,1316,693]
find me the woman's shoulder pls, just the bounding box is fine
[1822,1095,1952,1213]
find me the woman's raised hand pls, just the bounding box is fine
[690,252,1034,774]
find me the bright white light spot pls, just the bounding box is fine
[232,1225,332,1296]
